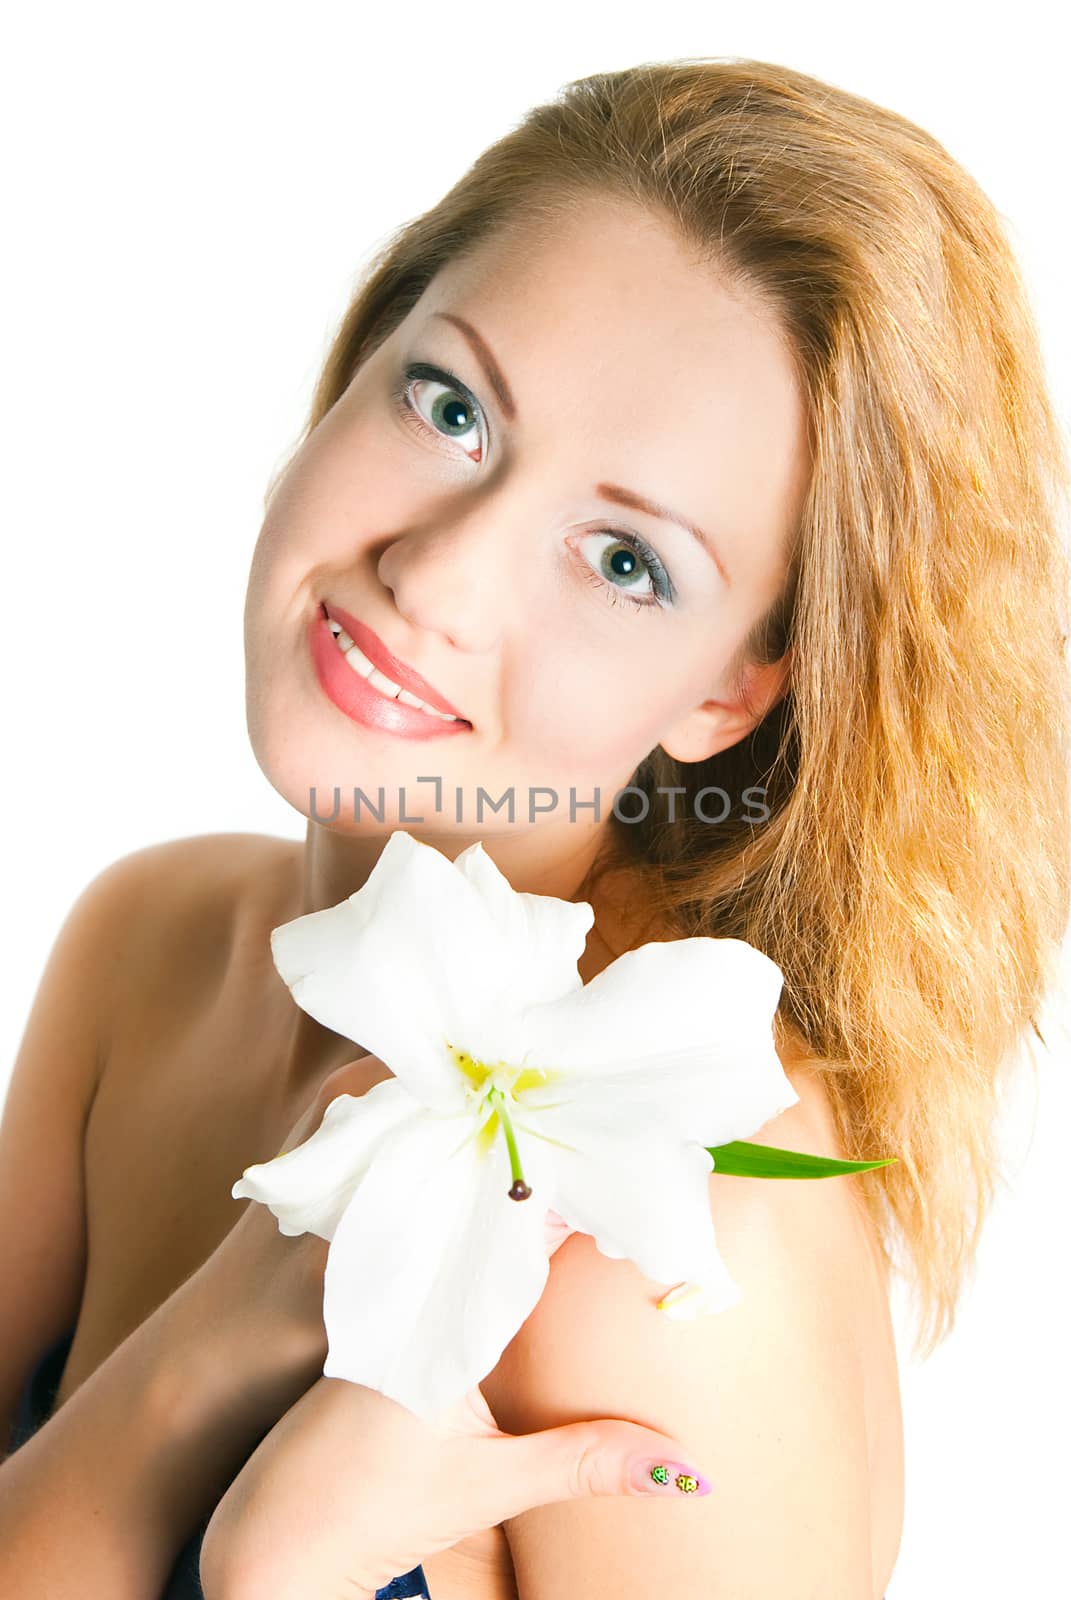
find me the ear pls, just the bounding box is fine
[658,649,793,765]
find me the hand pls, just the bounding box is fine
[199,1213,707,1600]
[193,1053,394,1419]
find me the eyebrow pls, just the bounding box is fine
[429,310,732,586]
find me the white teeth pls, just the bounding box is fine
[326,617,463,721]
[365,665,401,697]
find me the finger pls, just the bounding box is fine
[474,1419,713,1527]
[453,1383,501,1438]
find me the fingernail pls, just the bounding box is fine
[632,1458,713,1497]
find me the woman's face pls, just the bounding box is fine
[244,195,811,846]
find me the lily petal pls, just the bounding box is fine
[230,1077,428,1239]
[246,837,808,1421]
[270,832,518,1112]
[529,1109,739,1296]
[452,840,594,1006]
[517,938,799,1146]
[320,1106,558,1423]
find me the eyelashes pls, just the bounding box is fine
[390,360,675,611]
[393,362,486,457]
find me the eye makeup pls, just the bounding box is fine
[390,358,677,612]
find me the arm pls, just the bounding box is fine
[0,841,330,1595]
[0,838,228,1449]
[475,1169,875,1599]
[0,851,134,1448]
[0,1249,321,1597]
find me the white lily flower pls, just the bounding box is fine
[231,830,800,1424]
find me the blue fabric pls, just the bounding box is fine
[7,1327,430,1599]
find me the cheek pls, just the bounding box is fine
[252,406,411,584]
[503,614,680,777]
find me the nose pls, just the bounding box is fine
[375,500,509,654]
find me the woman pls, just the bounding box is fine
[1,56,1066,1599]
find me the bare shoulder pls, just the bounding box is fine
[95,831,299,1007]
[86,832,288,923]
[478,1062,882,1596]
[106,831,295,911]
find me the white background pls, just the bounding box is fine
[2,4,1067,1593]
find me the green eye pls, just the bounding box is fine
[577,529,672,608]
[396,362,485,457]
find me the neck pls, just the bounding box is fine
[295,817,614,920]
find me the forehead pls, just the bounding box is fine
[427,197,779,369]
[406,196,811,590]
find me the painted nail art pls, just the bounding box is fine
[634,1458,713,1496]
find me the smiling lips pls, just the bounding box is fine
[321,601,469,719]
[310,602,473,738]
[328,620,463,721]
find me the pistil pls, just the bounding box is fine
[487,1086,532,1201]
[447,1042,534,1201]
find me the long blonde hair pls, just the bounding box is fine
[274,57,1071,1360]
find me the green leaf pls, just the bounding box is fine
[706,1139,899,1178]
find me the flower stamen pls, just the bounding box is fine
[446,1043,537,1201]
